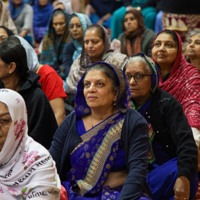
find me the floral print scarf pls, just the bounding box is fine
[0,89,61,199]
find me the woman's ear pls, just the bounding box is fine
[8,62,16,74]
[113,88,118,101]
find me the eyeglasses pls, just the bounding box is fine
[125,73,152,82]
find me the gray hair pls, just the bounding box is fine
[187,30,200,41]
[126,56,152,74]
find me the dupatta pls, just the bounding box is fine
[153,30,200,129]
[64,61,130,198]
[0,89,60,199]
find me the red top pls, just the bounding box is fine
[38,65,67,101]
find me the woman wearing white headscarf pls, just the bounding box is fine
[0,88,61,199]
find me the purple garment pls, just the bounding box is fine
[33,0,53,27]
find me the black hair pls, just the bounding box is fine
[84,62,119,92]
[85,24,106,44]
[0,38,29,85]
[0,26,14,36]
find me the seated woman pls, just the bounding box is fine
[33,0,54,43]
[39,8,71,80]
[112,9,155,57]
[8,0,34,45]
[14,35,67,126]
[0,88,60,199]
[152,29,200,147]
[50,61,151,199]
[62,13,92,78]
[186,30,200,70]
[0,0,18,35]
[125,53,198,200]
[0,38,58,149]
[111,0,157,40]
[66,24,127,95]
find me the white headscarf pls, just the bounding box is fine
[16,35,39,72]
[0,89,60,200]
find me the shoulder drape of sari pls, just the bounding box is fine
[63,112,125,198]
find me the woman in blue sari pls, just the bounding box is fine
[50,61,152,199]
[124,53,198,200]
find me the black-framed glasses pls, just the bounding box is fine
[125,73,152,82]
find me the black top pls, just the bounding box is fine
[1,71,58,149]
[145,88,198,180]
[160,0,200,14]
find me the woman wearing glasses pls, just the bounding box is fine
[124,53,198,200]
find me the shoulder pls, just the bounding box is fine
[104,50,127,69]
[118,33,124,41]
[143,28,156,38]
[24,4,33,11]
[124,108,148,129]
[152,88,182,107]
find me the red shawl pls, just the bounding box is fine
[153,30,200,129]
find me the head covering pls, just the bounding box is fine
[33,0,53,27]
[55,0,72,14]
[131,53,159,93]
[80,24,111,68]
[152,29,200,129]
[121,10,145,57]
[75,61,131,118]
[8,0,25,20]
[40,8,70,73]
[16,35,39,72]
[70,13,92,61]
[0,89,60,199]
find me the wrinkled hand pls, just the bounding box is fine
[174,176,190,200]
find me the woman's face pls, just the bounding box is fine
[69,16,83,40]
[186,34,200,60]
[38,0,48,7]
[152,33,178,68]
[0,58,11,80]
[52,14,66,35]
[0,102,12,151]
[12,0,22,6]
[0,28,9,43]
[125,60,152,105]
[83,69,117,110]
[84,29,104,62]
[123,13,138,33]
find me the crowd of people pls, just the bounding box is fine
[0,0,200,199]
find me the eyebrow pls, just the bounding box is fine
[0,112,10,117]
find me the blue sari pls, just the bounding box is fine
[62,61,151,199]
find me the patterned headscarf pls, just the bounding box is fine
[80,24,111,68]
[69,13,92,61]
[75,61,131,118]
[0,89,60,199]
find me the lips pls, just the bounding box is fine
[87,96,97,101]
